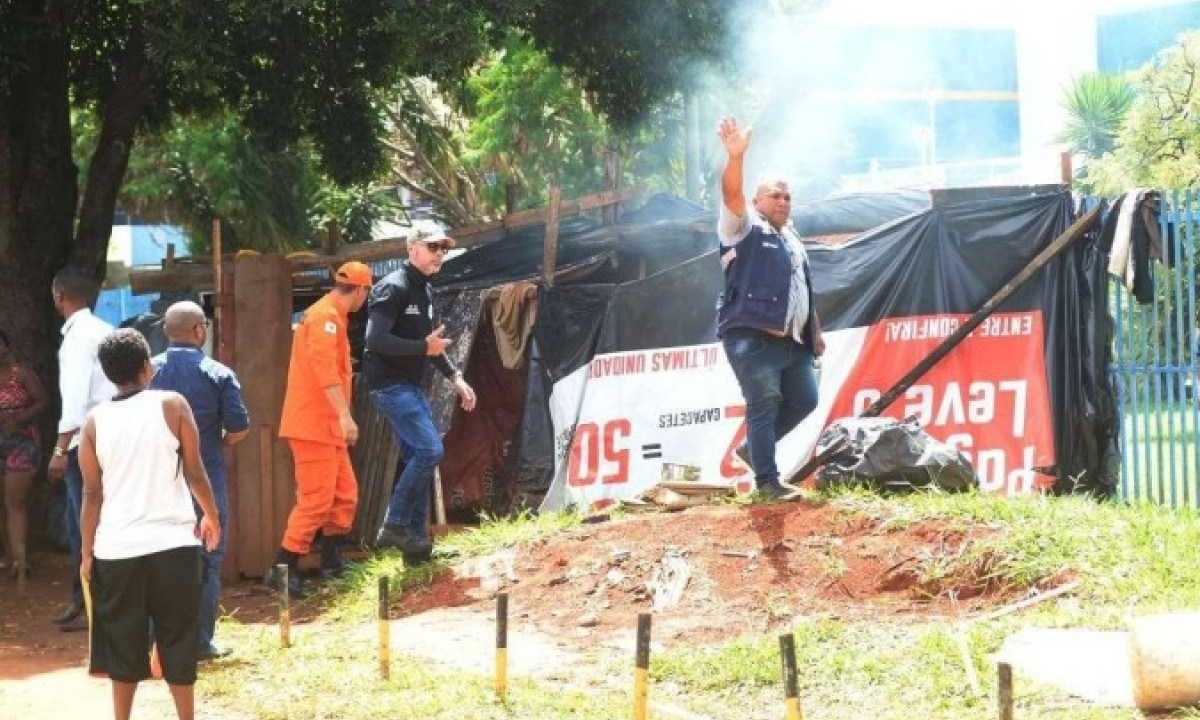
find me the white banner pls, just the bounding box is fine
[537,335,865,512]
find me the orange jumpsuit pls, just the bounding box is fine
[278,292,358,555]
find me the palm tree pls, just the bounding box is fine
[1057,72,1136,158]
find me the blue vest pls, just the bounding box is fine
[717,222,816,344]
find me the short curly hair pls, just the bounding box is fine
[98,328,151,386]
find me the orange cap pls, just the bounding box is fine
[334,261,373,287]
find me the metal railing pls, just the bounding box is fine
[1108,190,1200,508]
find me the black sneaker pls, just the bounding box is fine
[263,565,307,599]
[753,481,799,502]
[375,524,433,556]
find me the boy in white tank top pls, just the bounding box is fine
[77,328,221,720]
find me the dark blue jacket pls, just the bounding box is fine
[717,222,817,345]
[150,345,250,506]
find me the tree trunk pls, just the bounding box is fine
[1,1,80,426]
[74,12,152,277]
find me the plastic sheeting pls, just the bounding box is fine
[815,416,977,492]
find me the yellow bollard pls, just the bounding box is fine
[495,592,508,699]
[277,564,291,649]
[779,634,804,720]
[378,577,390,680]
[633,613,651,720]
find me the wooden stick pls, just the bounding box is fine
[378,577,390,680]
[433,466,447,527]
[633,613,652,720]
[211,218,222,335]
[998,661,1014,720]
[786,206,1101,485]
[543,186,562,285]
[957,630,982,696]
[971,580,1081,624]
[277,563,291,649]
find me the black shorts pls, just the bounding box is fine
[87,545,202,685]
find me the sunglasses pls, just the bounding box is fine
[422,243,451,254]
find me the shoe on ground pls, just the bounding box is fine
[375,524,433,557]
[402,544,434,566]
[59,615,88,633]
[752,481,799,502]
[198,644,232,662]
[52,600,83,625]
[262,565,307,599]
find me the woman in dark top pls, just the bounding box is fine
[0,329,48,582]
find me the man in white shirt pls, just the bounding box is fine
[47,266,116,630]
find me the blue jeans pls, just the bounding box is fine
[723,329,819,485]
[371,382,443,541]
[196,481,228,653]
[64,449,83,605]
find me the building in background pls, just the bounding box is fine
[743,0,1200,195]
[97,214,182,326]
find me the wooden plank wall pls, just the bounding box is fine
[347,374,401,545]
[231,255,295,578]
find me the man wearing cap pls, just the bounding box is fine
[265,262,371,598]
[364,233,476,561]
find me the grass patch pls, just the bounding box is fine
[652,491,1200,720]
[202,621,626,720]
[437,509,583,557]
[201,494,1200,720]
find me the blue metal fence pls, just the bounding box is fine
[1108,190,1200,508]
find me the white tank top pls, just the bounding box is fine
[92,389,199,560]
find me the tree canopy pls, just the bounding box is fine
[1085,33,1200,194]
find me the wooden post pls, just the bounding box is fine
[633,613,651,720]
[779,634,804,720]
[495,592,508,699]
[165,242,176,268]
[542,186,562,285]
[685,92,701,202]
[323,219,340,255]
[604,151,622,225]
[278,564,291,648]
[1060,152,1073,187]
[211,218,222,334]
[433,467,447,527]
[378,577,390,680]
[998,662,1013,720]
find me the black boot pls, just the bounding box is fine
[319,535,349,581]
[263,549,307,599]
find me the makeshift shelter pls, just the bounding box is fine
[128,185,1117,576]
[422,185,1115,517]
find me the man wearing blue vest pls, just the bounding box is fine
[716,116,826,500]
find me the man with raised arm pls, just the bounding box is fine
[716,116,826,500]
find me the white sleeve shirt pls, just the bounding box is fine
[57,308,117,448]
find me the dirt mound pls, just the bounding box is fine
[397,499,1043,644]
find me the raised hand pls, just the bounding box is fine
[717,116,752,157]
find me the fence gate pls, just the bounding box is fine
[1108,190,1200,508]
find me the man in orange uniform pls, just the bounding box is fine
[264,262,371,598]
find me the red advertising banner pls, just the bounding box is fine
[825,311,1055,493]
